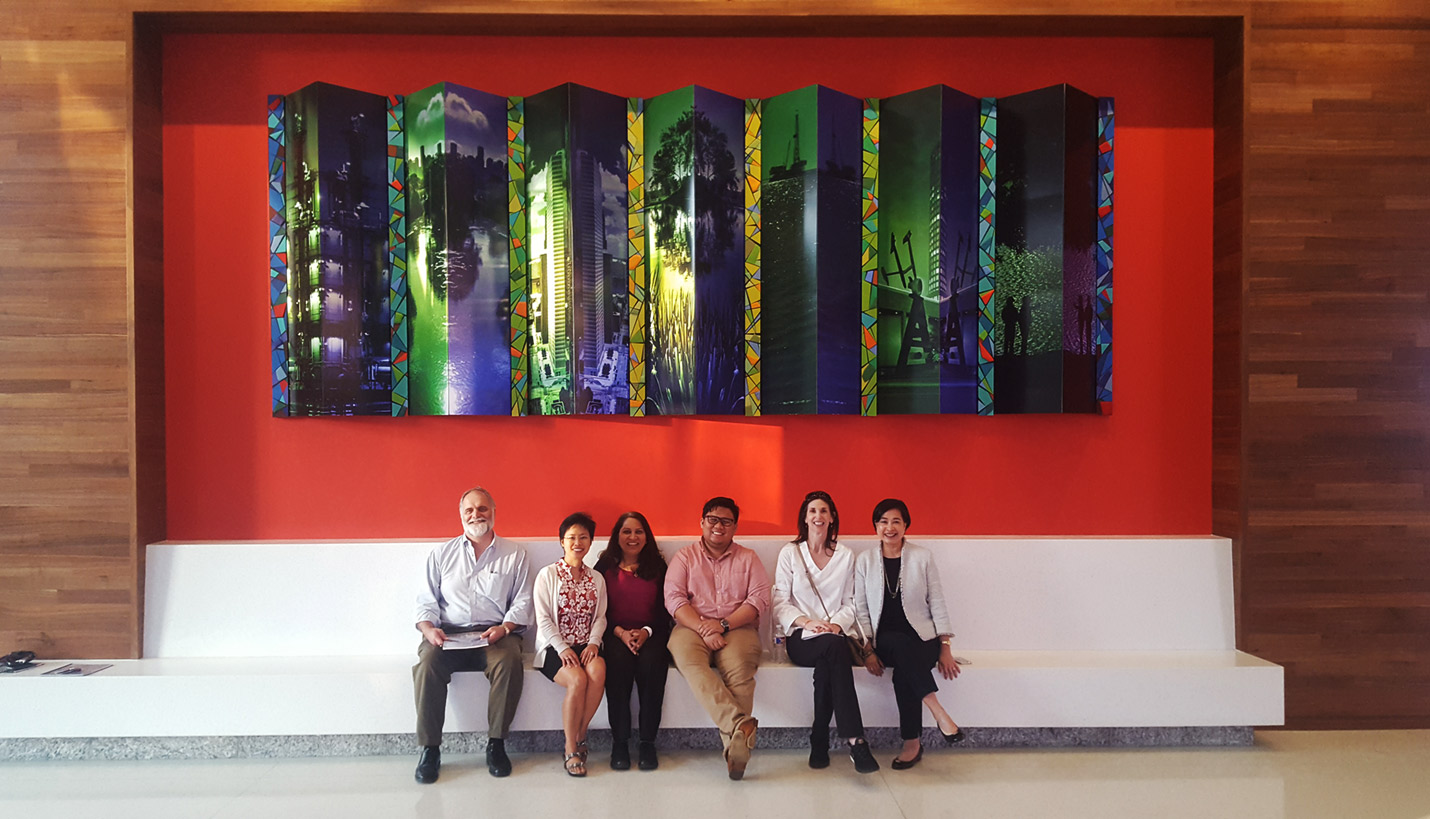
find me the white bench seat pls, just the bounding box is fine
[0,536,1284,742]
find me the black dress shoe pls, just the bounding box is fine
[890,745,923,770]
[610,741,631,770]
[486,738,512,777]
[849,738,880,774]
[809,742,830,769]
[414,746,440,784]
[943,728,967,745]
[637,741,659,771]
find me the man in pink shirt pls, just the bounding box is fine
[664,496,771,780]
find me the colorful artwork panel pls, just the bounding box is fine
[404,83,510,416]
[760,85,864,415]
[641,86,746,416]
[977,98,997,415]
[860,98,879,416]
[1096,97,1115,415]
[509,96,530,416]
[876,85,982,415]
[387,94,410,417]
[743,98,763,417]
[283,82,393,416]
[268,94,290,417]
[993,84,1099,414]
[526,84,630,416]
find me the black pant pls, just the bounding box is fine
[873,630,941,740]
[786,630,866,741]
[602,629,670,744]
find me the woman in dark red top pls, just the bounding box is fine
[593,511,670,772]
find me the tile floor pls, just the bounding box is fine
[1,731,1428,819]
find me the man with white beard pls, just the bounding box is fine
[412,486,533,783]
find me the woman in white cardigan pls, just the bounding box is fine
[771,491,879,774]
[534,512,608,777]
[853,498,964,770]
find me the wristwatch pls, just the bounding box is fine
[719,618,730,634]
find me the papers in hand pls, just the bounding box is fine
[442,632,490,650]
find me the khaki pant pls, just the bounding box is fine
[413,632,524,746]
[668,625,762,748]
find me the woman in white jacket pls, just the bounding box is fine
[853,498,964,770]
[534,512,608,777]
[771,491,879,774]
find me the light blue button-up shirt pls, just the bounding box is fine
[416,534,533,631]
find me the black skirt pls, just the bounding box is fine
[540,643,593,681]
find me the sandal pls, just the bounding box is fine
[564,751,587,777]
[576,739,589,762]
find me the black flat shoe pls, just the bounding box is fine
[486,738,512,777]
[849,738,880,774]
[414,746,440,784]
[809,743,830,769]
[637,741,659,771]
[610,741,631,770]
[943,727,966,744]
[890,745,923,770]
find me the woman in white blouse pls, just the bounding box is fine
[534,512,608,777]
[771,491,879,774]
[854,498,963,771]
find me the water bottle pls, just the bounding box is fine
[772,634,788,664]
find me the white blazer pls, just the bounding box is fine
[771,541,858,637]
[853,541,955,644]
[532,561,608,665]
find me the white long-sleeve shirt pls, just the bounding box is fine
[415,534,533,631]
[771,541,858,638]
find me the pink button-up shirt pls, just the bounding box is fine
[664,539,772,622]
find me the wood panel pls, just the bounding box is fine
[1241,20,1430,729]
[1,0,1428,727]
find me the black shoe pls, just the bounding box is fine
[637,741,659,771]
[414,746,440,784]
[809,741,830,769]
[486,738,512,777]
[849,738,880,774]
[890,744,923,771]
[943,727,967,745]
[610,741,631,771]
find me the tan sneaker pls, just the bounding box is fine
[725,718,758,780]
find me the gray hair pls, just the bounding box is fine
[459,486,495,507]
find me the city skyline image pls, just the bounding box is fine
[405,82,510,416]
[761,85,863,415]
[877,85,983,415]
[526,84,629,416]
[283,82,392,416]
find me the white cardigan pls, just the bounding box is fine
[853,541,955,644]
[771,541,858,637]
[532,561,608,665]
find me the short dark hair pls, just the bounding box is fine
[871,498,911,528]
[594,511,668,581]
[702,496,740,523]
[559,512,596,540]
[793,490,840,548]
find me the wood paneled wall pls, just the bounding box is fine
[1,0,1427,727]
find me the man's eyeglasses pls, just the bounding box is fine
[703,515,736,528]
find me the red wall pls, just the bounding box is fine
[163,34,1212,541]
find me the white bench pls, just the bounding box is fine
[0,536,1282,742]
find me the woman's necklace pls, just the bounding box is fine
[883,553,903,598]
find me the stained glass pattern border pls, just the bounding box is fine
[977,98,997,416]
[743,98,763,417]
[386,95,410,417]
[1096,97,1115,415]
[627,97,648,417]
[267,94,290,417]
[508,97,531,416]
[860,98,879,417]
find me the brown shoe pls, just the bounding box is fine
[726,718,758,780]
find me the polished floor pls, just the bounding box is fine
[2,731,1428,819]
